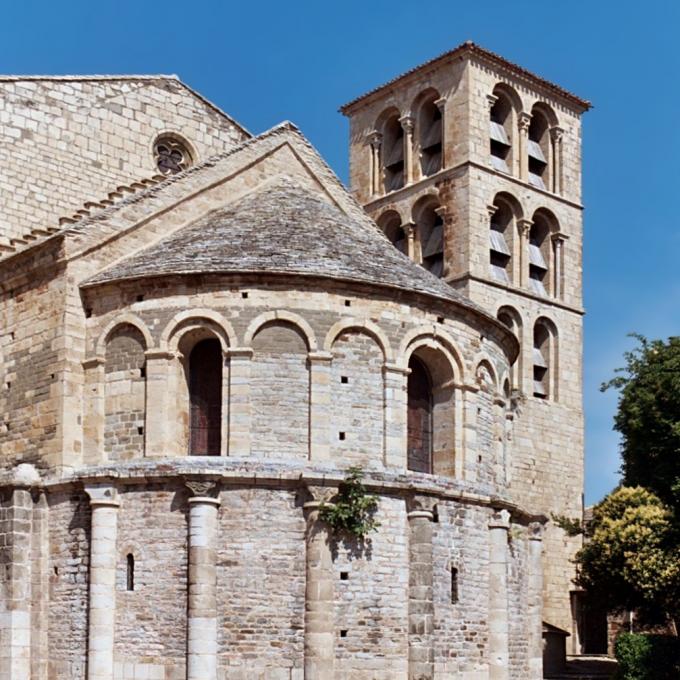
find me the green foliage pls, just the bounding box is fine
[575,487,680,625]
[319,467,380,539]
[551,513,584,537]
[601,334,680,509]
[614,633,680,680]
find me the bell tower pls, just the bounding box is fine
[341,41,591,646]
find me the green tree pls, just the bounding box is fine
[602,334,680,509]
[574,486,680,629]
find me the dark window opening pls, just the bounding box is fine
[338,432,346,441]
[490,96,512,173]
[528,114,549,190]
[380,214,408,255]
[139,365,146,379]
[451,567,459,603]
[533,324,549,399]
[420,100,442,177]
[528,220,549,297]
[383,116,405,193]
[341,376,349,384]
[418,205,444,278]
[126,553,135,591]
[241,291,249,299]
[407,356,433,474]
[340,629,348,638]
[136,294,144,302]
[189,338,223,455]
[340,571,349,580]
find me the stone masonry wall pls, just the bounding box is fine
[0,77,248,243]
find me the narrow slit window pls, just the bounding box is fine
[451,566,459,603]
[126,553,135,591]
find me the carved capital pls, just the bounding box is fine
[528,521,544,541]
[518,112,532,132]
[434,96,446,113]
[486,203,499,220]
[184,478,221,499]
[550,126,565,143]
[489,508,511,530]
[302,484,337,510]
[486,93,499,110]
[434,205,449,219]
[368,131,383,149]
[84,483,119,508]
[399,115,415,133]
[551,231,569,244]
[517,218,533,236]
[402,220,416,238]
[406,494,437,519]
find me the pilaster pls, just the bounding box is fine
[82,357,105,465]
[383,363,409,469]
[308,352,333,461]
[143,350,174,456]
[227,347,253,457]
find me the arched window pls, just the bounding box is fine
[498,306,523,390]
[188,338,223,455]
[382,114,405,193]
[377,211,407,255]
[528,217,550,297]
[414,199,444,277]
[533,319,558,400]
[489,87,516,174]
[489,200,513,284]
[153,134,194,175]
[407,356,433,474]
[528,106,550,190]
[418,96,442,177]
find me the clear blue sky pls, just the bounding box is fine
[3,0,678,504]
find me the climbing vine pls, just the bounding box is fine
[319,466,380,539]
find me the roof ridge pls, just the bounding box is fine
[340,40,591,113]
[0,74,180,82]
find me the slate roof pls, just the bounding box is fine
[84,177,482,313]
[340,41,591,113]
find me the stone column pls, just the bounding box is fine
[400,115,415,186]
[528,522,544,680]
[383,363,409,469]
[517,219,532,289]
[368,132,383,197]
[82,357,105,465]
[308,352,333,461]
[303,487,336,680]
[435,97,447,169]
[435,205,449,278]
[407,495,436,680]
[185,480,221,680]
[518,113,531,181]
[0,465,40,680]
[551,233,567,300]
[227,348,253,457]
[550,127,564,195]
[403,221,417,261]
[85,483,120,680]
[144,350,174,457]
[488,509,510,680]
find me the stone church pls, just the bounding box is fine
[0,42,590,679]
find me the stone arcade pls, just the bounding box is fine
[0,42,589,679]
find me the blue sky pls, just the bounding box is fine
[2,0,678,503]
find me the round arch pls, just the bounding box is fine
[160,309,236,353]
[243,310,317,351]
[323,318,392,362]
[96,314,153,357]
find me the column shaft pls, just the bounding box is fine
[187,496,220,680]
[518,114,531,181]
[144,351,172,457]
[86,486,119,680]
[304,503,334,679]
[528,524,544,680]
[488,510,510,680]
[408,506,434,680]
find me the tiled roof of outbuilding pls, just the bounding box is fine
[84,177,480,312]
[340,41,591,113]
